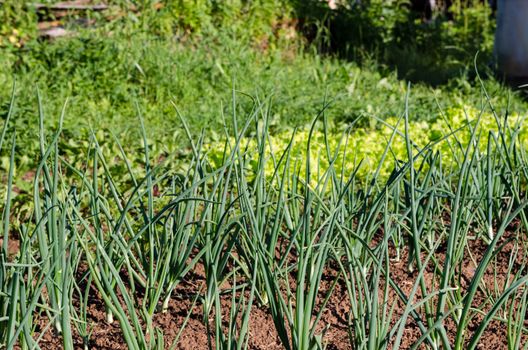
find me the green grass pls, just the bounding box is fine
[2,27,526,173]
[1,1,526,179]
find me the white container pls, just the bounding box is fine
[495,0,528,80]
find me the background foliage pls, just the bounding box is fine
[0,0,524,180]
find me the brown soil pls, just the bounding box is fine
[379,225,528,349]
[10,224,527,349]
[0,237,20,257]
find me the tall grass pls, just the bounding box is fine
[1,83,528,349]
